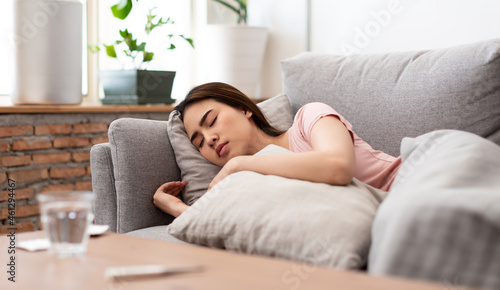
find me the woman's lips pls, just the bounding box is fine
[216,142,228,157]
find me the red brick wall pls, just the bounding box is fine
[0,112,168,234]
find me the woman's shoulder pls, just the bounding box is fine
[293,101,354,133]
[295,102,338,119]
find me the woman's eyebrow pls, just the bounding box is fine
[199,109,212,126]
[190,109,212,143]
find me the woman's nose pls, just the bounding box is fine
[208,136,218,148]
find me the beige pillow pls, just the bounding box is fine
[168,145,387,269]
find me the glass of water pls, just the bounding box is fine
[37,191,95,258]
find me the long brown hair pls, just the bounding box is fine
[175,82,285,137]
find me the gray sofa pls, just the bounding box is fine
[91,39,500,289]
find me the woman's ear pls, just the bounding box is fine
[240,107,253,119]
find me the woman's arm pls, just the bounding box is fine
[153,181,190,218]
[209,116,355,189]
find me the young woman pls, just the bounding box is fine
[153,82,401,217]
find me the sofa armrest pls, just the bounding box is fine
[90,143,117,231]
[103,118,181,233]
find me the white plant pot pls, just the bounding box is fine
[202,25,268,98]
[11,0,83,105]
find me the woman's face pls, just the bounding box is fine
[183,99,254,167]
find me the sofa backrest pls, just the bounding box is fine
[281,39,500,157]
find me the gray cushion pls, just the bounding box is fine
[168,145,387,269]
[109,118,180,233]
[281,39,500,157]
[369,130,500,290]
[166,93,294,205]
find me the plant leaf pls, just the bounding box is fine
[148,16,171,34]
[237,0,247,24]
[136,42,146,52]
[119,29,131,39]
[180,35,195,48]
[119,29,138,52]
[111,0,133,20]
[104,45,117,58]
[129,39,138,51]
[168,44,176,50]
[160,17,170,25]
[143,51,154,62]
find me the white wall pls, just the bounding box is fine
[247,0,308,99]
[310,0,500,54]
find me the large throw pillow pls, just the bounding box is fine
[167,145,387,269]
[166,93,294,205]
[369,130,500,290]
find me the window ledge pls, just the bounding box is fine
[0,97,175,114]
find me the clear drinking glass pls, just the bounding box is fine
[37,191,95,258]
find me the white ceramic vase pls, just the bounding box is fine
[12,0,83,105]
[202,25,268,99]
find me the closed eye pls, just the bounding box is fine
[198,116,217,148]
[210,116,217,127]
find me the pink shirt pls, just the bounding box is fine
[287,102,401,191]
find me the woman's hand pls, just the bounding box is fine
[208,156,247,190]
[153,181,189,218]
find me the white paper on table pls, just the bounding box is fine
[18,238,50,252]
[88,224,109,235]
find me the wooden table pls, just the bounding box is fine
[0,231,450,290]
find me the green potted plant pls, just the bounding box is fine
[89,0,194,105]
[203,0,267,99]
